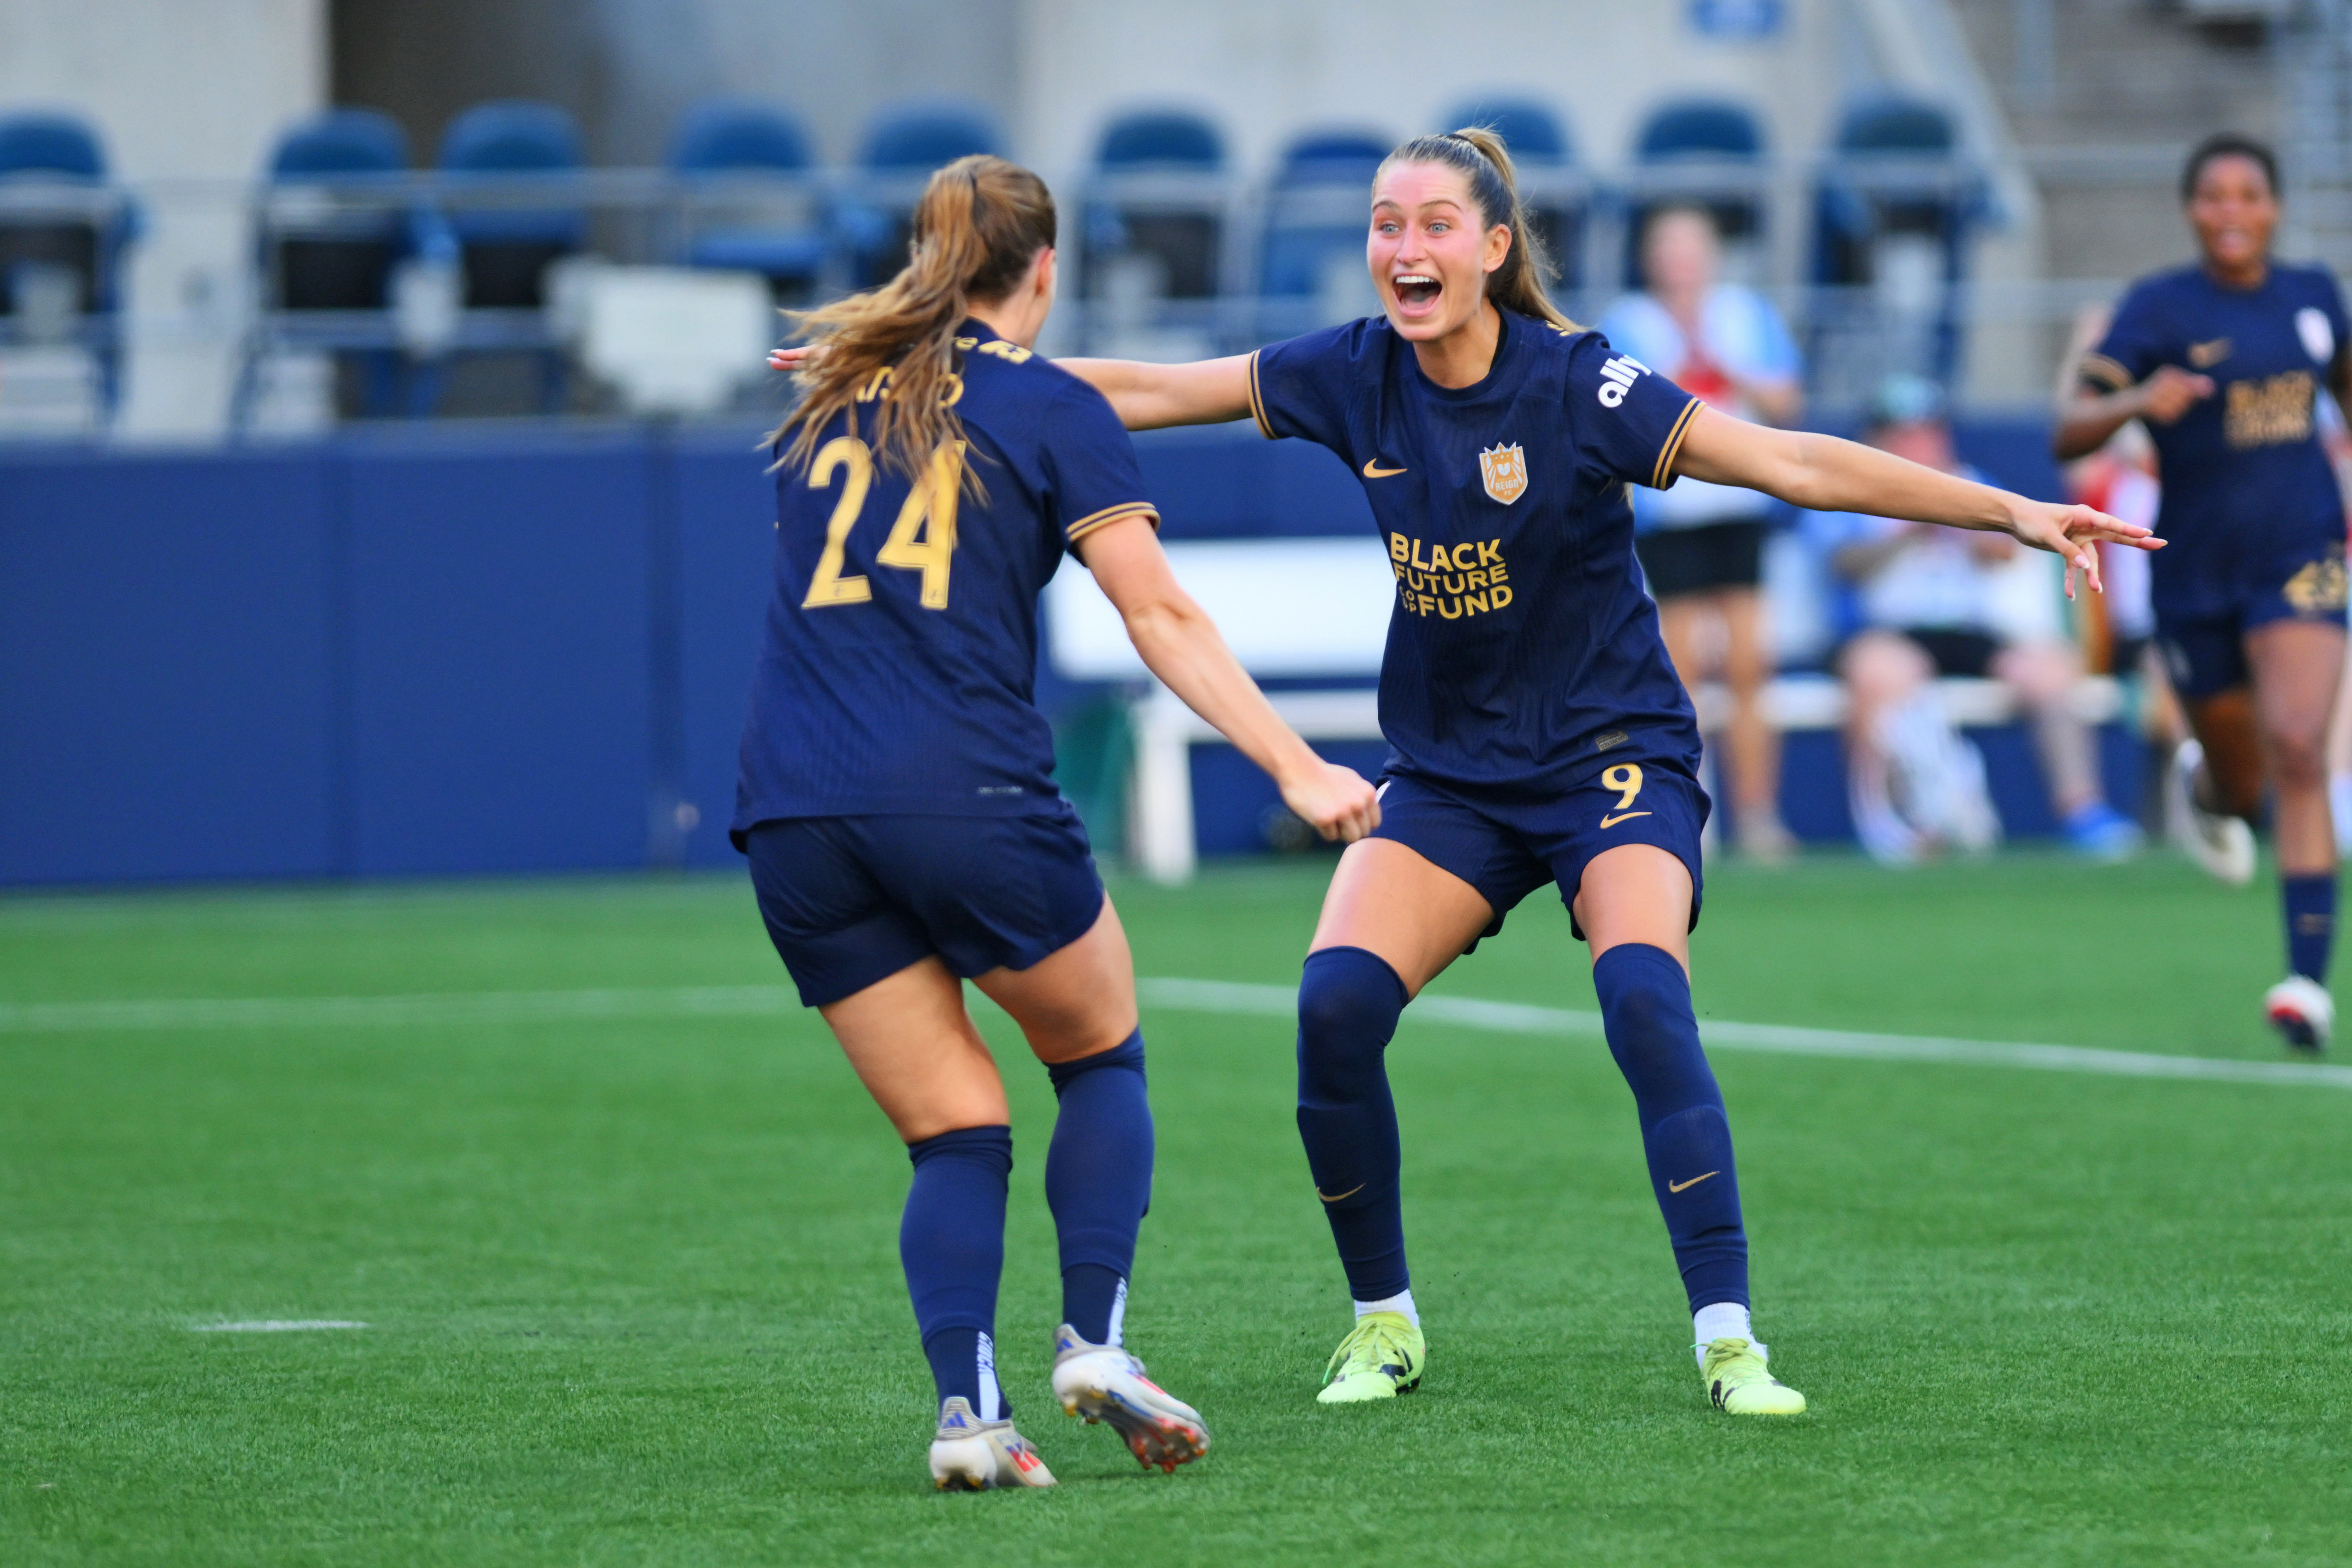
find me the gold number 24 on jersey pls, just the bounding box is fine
[801,435,964,610]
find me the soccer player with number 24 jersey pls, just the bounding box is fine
[743,155,1378,1490]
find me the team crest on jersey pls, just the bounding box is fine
[1478,443,1528,505]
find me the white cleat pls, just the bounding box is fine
[928,1397,1056,1491]
[2168,741,2256,886]
[2265,975,2333,1052]
[1050,1325,1210,1473]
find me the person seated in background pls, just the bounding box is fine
[1600,205,1802,861]
[1808,376,2144,864]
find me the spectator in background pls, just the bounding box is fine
[1808,376,2143,864]
[1601,206,1801,860]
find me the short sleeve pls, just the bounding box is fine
[1040,383,1161,548]
[1247,324,1357,456]
[1568,330,1704,490]
[2080,284,2167,393]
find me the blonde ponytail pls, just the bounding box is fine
[1378,127,1578,331]
[773,155,1057,488]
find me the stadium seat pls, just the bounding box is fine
[845,101,1003,284]
[436,100,586,309]
[1622,98,1768,286]
[668,99,831,301]
[0,110,135,421]
[1810,95,1982,390]
[1440,96,1584,289]
[1257,129,1389,335]
[231,108,445,428]
[420,100,587,414]
[1081,110,1229,337]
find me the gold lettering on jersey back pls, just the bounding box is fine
[975,339,1033,363]
[2283,553,2350,615]
[1389,533,1514,620]
[1478,442,1528,505]
[2224,370,2315,450]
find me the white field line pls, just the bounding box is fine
[1135,978,2352,1092]
[189,1320,368,1333]
[5,978,2348,1092]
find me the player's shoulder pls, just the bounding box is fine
[2272,260,2345,302]
[956,332,1125,441]
[2117,264,2207,317]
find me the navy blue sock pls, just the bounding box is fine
[1295,946,1411,1301]
[1592,943,1749,1313]
[2284,872,2335,983]
[1044,1031,1152,1345]
[901,1125,1012,1418]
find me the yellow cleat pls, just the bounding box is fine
[1701,1337,1807,1416]
[1317,1311,1425,1404]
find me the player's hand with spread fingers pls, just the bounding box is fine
[1278,758,1382,843]
[1999,498,2165,600]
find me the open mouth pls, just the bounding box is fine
[1392,273,1442,311]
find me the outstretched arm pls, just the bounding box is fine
[769,346,1254,432]
[2051,367,2213,460]
[1075,515,1379,840]
[1054,356,1254,431]
[1673,406,2161,598]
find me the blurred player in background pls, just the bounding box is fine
[2057,303,2188,842]
[1053,127,2154,1418]
[2056,132,2350,1049]
[1811,375,2143,865]
[741,155,1377,1489]
[1601,205,1803,861]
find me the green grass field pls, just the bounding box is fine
[5,852,2350,1566]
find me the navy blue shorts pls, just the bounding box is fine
[743,805,1106,1007]
[2158,551,2350,701]
[1371,763,1709,948]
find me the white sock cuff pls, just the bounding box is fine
[1352,1290,1420,1330]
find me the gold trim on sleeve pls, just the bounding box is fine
[1650,397,1702,490]
[1247,350,1276,440]
[1065,504,1161,543]
[2078,353,2134,392]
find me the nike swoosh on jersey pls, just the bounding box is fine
[1599,811,1653,829]
[1361,459,1407,478]
[1668,1171,1719,1193]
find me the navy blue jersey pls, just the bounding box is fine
[1250,310,1705,795]
[2082,262,2350,616]
[732,320,1156,837]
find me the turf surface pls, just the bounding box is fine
[3,853,2349,1565]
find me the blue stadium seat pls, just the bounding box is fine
[1810,96,1980,390]
[1257,129,1389,335]
[1099,110,1223,172]
[232,109,453,429]
[1622,98,1768,285]
[1083,110,1229,316]
[1440,98,1570,164]
[0,110,135,420]
[1440,97,1584,288]
[844,101,1003,284]
[859,102,1001,172]
[1638,99,1764,161]
[435,100,586,305]
[668,100,830,299]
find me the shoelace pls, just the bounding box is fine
[1323,1317,1413,1385]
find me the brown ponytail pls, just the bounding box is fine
[773,154,1056,488]
[1377,127,1578,332]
